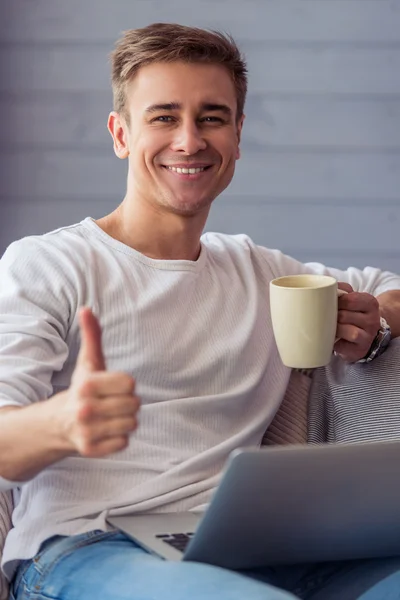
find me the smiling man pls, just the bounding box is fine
[1,23,400,600]
[101,58,243,260]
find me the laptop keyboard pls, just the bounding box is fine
[155,532,195,553]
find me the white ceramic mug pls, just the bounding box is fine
[269,274,346,369]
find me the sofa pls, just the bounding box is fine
[2,341,400,600]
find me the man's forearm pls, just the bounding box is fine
[377,290,400,338]
[0,399,72,484]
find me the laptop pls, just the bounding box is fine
[107,441,400,570]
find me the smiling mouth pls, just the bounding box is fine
[162,165,212,174]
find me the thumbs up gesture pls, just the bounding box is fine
[59,307,140,458]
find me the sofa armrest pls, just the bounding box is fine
[262,370,312,446]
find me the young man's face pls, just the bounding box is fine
[110,61,243,216]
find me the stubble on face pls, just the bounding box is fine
[122,61,243,218]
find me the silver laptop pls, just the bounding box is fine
[107,441,400,570]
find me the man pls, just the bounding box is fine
[1,23,400,600]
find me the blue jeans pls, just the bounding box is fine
[10,530,400,600]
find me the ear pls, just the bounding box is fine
[107,111,129,159]
[236,114,245,160]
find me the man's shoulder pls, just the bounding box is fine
[2,219,93,264]
[0,219,97,288]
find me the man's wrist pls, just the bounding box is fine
[376,290,400,338]
[358,316,391,363]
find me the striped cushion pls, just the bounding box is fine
[0,491,13,600]
[308,339,400,444]
[2,343,398,597]
[262,369,312,446]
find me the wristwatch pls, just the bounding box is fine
[358,316,391,363]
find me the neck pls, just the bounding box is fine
[96,197,210,261]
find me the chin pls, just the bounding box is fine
[165,195,214,215]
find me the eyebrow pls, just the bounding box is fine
[202,103,232,116]
[144,102,232,116]
[145,102,181,113]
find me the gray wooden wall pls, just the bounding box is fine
[1,0,400,271]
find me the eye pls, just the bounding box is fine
[201,116,224,123]
[151,115,175,123]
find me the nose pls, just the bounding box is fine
[170,120,207,155]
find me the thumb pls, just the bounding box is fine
[338,282,354,294]
[76,307,106,372]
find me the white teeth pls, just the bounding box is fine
[167,166,206,174]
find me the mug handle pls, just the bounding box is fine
[335,288,348,342]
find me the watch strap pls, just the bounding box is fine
[358,316,391,363]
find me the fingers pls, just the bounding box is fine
[78,394,140,422]
[337,309,380,333]
[83,436,130,458]
[77,429,135,458]
[78,372,136,398]
[335,322,375,361]
[76,307,106,372]
[335,323,371,347]
[68,392,140,457]
[60,308,141,459]
[338,291,379,314]
[87,416,138,443]
[334,335,371,363]
[335,290,381,362]
[338,282,353,294]
[337,293,380,342]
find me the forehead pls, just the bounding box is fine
[127,61,237,112]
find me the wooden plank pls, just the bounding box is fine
[247,46,400,95]
[245,95,400,150]
[1,0,400,43]
[1,45,400,94]
[3,92,400,150]
[0,149,397,200]
[0,151,126,198]
[207,202,400,254]
[0,92,112,148]
[0,46,110,93]
[2,149,398,200]
[231,151,400,200]
[290,252,400,274]
[1,197,399,258]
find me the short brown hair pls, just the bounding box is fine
[110,23,248,123]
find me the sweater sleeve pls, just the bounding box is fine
[0,237,73,409]
[256,246,400,297]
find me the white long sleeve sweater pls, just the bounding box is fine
[1,217,399,580]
